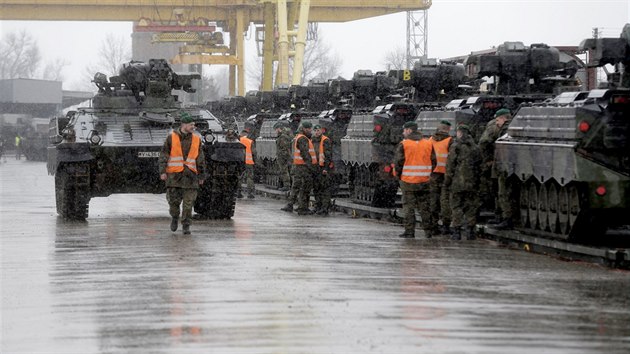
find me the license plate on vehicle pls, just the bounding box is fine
[138,151,160,158]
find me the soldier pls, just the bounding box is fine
[444,124,482,240]
[311,124,333,216]
[238,129,256,199]
[274,121,293,192]
[159,112,206,235]
[280,121,317,215]
[478,108,511,219]
[394,121,436,238]
[14,134,22,160]
[428,120,454,235]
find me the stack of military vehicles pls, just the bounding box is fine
[48,59,244,220]
[49,26,629,244]
[206,28,629,243]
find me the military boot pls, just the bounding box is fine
[450,227,461,240]
[182,224,191,235]
[281,203,294,212]
[170,217,178,232]
[495,218,514,230]
[399,231,415,238]
[439,224,451,236]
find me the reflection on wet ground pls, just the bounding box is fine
[2,159,629,353]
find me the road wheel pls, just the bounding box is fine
[558,185,570,237]
[528,182,539,230]
[547,183,559,234]
[538,183,549,232]
[519,181,529,227]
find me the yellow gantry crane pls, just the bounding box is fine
[0,0,432,95]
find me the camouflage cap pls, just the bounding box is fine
[180,112,193,123]
[403,121,418,129]
[300,121,313,129]
[439,120,452,126]
[313,124,322,130]
[494,108,511,118]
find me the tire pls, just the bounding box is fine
[55,163,90,220]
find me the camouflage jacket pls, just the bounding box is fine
[276,128,293,162]
[478,119,508,165]
[159,128,207,189]
[444,132,482,192]
[311,134,333,170]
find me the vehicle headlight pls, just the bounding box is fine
[203,132,215,144]
[89,131,102,145]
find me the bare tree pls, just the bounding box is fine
[83,33,131,82]
[41,58,70,82]
[382,45,407,71]
[201,68,229,101]
[0,30,41,79]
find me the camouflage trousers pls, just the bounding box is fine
[239,165,255,195]
[497,171,515,220]
[401,188,431,235]
[450,190,480,229]
[313,169,331,212]
[288,165,313,211]
[479,165,497,212]
[167,187,198,226]
[429,173,451,230]
[277,158,291,189]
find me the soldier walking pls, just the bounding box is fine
[281,121,317,215]
[444,124,482,240]
[394,121,435,238]
[428,120,454,235]
[15,134,22,160]
[238,130,256,199]
[311,124,333,216]
[159,113,206,235]
[274,122,293,192]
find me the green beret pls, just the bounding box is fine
[301,121,313,129]
[180,112,193,123]
[439,120,452,126]
[457,124,470,132]
[494,108,511,118]
[313,124,322,130]
[403,121,418,129]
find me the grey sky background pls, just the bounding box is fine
[1,0,628,91]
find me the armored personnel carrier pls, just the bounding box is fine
[48,59,244,220]
[494,26,630,241]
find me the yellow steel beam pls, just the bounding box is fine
[261,2,275,91]
[0,1,432,22]
[171,54,238,66]
[291,0,310,86]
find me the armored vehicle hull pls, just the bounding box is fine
[495,89,630,240]
[48,59,244,220]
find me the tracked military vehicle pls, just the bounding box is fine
[48,59,244,220]
[494,26,630,241]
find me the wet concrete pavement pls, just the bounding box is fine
[2,158,630,353]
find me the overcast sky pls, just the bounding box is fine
[1,0,628,91]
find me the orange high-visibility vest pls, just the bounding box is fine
[239,136,255,165]
[166,131,201,174]
[401,138,433,184]
[293,133,317,165]
[430,136,451,174]
[318,135,330,167]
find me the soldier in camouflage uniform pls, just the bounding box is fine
[444,124,482,240]
[478,108,511,219]
[428,120,454,236]
[394,121,436,238]
[159,113,206,235]
[311,124,333,215]
[275,122,293,191]
[281,121,317,215]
